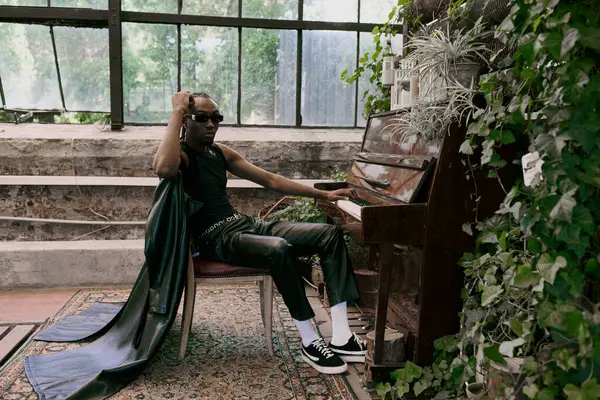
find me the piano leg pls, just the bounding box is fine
[373,242,394,364]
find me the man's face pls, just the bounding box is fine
[184,96,221,145]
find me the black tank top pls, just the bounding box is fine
[180,142,238,238]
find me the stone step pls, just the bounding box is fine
[0,124,361,179]
[0,240,145,289]
[0,176,331,241]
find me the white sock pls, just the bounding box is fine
[294,319,319,347]
[330,302,353,346]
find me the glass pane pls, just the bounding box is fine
[51,0,108,8]
[360,0,397,23]
[181,26,238,124]
[0,23,62,109]
[53,27,109,112]
[302,31,356,126]
[243,0,297,19]
[357,32,376,127]
[122,0,177,14]
[357,32,403,126]
[303,0,357,22]
[0,1,46,5]
[183,0,238,17]
[123,23,178,123]
[241,29,296,125]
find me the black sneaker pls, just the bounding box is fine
[329,333,367,363]
[301,338,348,374]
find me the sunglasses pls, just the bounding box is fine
[184,111,224,124]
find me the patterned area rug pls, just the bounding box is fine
[0,284,356,400]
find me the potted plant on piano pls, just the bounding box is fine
[405,15,491,100]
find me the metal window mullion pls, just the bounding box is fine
[237,27,242,126]
[354,0,361,127]
[109,0,123,130]
[295,0,303,127]
[0,7,395,32]
[354,31,359,127]
[295,30,302,127]
[50,26,67,111]
[0,76,6,107]
[177,25,182,91]
[177,0,182,92]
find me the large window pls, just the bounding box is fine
[0,0,401,128]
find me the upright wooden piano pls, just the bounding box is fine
[315,108,511,381]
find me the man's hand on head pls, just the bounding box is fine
[172,91,194,114]
[324,188,357,202]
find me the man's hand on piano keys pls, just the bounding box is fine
[324,188,357,202]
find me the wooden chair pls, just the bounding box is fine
[178,249,275,361]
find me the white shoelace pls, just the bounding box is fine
[352,333,366,349]
[311,339,335,359]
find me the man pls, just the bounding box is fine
[153,91,366,374]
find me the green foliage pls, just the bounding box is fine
[264,197,327,225]
[341,0,414,119]
[374,0,600,398]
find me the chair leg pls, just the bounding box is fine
[179,250,196,361]
[263,276,274,356]
[259,280,265,324]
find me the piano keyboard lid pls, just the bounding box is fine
[345,110,441,204]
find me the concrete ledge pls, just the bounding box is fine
[1,176,332,241]
[0,175,329,188]
[0,124,362,178]
[0,240,144,288]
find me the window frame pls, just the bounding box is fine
[0,1,401,130]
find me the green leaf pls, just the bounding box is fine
[523,384,539,398]
[413,381,427,396]
[518,42,536,64]
[545,32,562,59]
[550,191,577,222]
[484,344,506,365]
[372,26,380,35]
[404,361,423,381]
[585,258,600,278]
[481,285,503,306]
[501,130,516,144]
[579,28,600,51]
[537,254,567,284]
[564,378,600,400]
[459,139,474,155]
[527,237,542,253]
[480,231,499,244]
[514,264,540,287]
[538,388,558,400]
[521,68,536,79]
[573,205,595,234]
[556,223,581,245]
[394,382,410,397]
[538,301,565,330]
[489,154,507,168]
[376,382,392,399]
[511,319,523,336]
[499,338,525,357]
[561,28,580,58]
[565,310,583,338]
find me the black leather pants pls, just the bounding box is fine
[196,215,360,321]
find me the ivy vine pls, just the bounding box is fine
[372,0,600,398]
